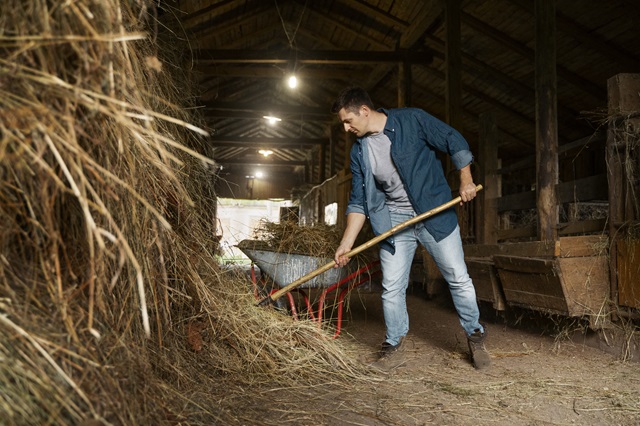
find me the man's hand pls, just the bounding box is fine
[334,243,352,268]
[333,212,366,268]
[459,164,477,205]
[459,181,477,204]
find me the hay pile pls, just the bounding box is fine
[251,219,343,255]
[0,1,366,424]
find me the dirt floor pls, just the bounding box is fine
[242,285,640,426]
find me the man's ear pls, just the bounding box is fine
[360,105,370,116]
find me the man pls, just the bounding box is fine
[331,87,490,370]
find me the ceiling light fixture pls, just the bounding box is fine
[287,74,298,89]
[259,149,274,157]
[255,171,264,178]
[263,115,281,125]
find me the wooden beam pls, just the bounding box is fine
[535,0,559,242]
[345,0,410,28]
[399,1,442,49]
[180,0,235,24]
[365,1,441,91]
[189,4,272,39]
[201,102,329,118]
[216,160,307,167]
[445,0,463,129]
[195,49,433,65]
[298,1,390,50]
[195,65,355,80]
[209,136,327,147]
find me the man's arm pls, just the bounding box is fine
[334,212,366,267]
[459,164,477,204]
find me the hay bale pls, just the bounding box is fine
[0,1,367,424]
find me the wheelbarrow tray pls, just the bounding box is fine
[238,239,348,288]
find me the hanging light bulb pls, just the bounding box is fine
[287,74,298,89]
[263,115,281,125]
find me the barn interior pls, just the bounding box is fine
[2,0,640,424]
[179,0,640,324]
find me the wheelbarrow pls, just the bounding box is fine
[238,240,381,338]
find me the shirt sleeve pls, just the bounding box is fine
[416,109,473,170]
[345,144,366,216]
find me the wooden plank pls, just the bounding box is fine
[500,275,568,314]
[493,255,556,274]
[497,190,535,212]
[465,235,607,259]
[493,253,609,317]
[467,258,506,310]
[535,0,559,242]
[559,256,610,315]
[494,255,568,313]
[464,240,558,258]
[497,174,607,213]
[557,235,609,257]
[557,219,608,238]
[617,239,640,308]
[494,220,606,241]
[496,225,536,240]
[556,174,608,203]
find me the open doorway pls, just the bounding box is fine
[216,198,295,264]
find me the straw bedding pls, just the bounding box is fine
[0,1,367,424]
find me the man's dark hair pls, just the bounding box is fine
[331,87,375,114]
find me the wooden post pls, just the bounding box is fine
[329,124,338,177]
[478,113,499,244]
[319,142,326,182]
[398,61,412,107]
[607,73,640,307]
[444,0,462,130]
[535,0,559,242]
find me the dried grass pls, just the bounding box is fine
[252,219,343,256]
[0,2,370,424]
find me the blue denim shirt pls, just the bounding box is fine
[346,107,473,253]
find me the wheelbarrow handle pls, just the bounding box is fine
[257,184,483,307]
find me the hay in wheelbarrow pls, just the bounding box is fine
[251,219,376,264]
[0,2,371,425]
[253,219,344,256]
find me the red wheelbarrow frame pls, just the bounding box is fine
[250,260,382,338]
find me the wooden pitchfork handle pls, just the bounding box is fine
[257,184,483,306]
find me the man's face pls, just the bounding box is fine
[338,106,369,137]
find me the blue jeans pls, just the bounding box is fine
[379,209,483,346]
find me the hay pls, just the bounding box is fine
[0,1,369,424]
[252,219,343,256]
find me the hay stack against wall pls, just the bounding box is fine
[0,1,363,424]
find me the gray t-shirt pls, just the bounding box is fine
[364,132,413,211]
